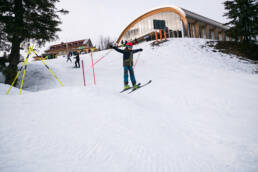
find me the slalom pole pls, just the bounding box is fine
[90,48,96,85]
[19,46,34,95]
[31,49,64,87]
[160,29,163,40]
[81,60,86,87]
[6,46,32,95]
[93,56,105,66]
[133,52,141,69]
[6,58,27,95]
[93,49,112,66]
[164,30,167,40]
[155,32,158,42]
[19,57,29,95]
[39,59,64,87]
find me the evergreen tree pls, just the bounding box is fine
[223,0,258,42]
[0,0,68,85]
[0,22,10,52]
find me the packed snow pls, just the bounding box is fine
[0,38,258,172]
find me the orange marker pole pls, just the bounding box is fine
[164,30,167,40]
[155,32,158,42]
[160,29,163,40]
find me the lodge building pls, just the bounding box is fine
[44,39,95,58]
[117,6,230,44]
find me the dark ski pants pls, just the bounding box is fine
[124,66,136,86]
[75,60,80,68]
[67,57,72,62]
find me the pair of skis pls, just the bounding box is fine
[120,80,152,94]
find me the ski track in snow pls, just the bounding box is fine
[0,38,258,172]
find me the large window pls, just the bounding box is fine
[153,20,166,29]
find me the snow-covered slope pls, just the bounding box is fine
[0,38,258,172]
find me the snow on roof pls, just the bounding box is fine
[83,39,89,45]
[142,5,186,17]
[50,39,90,47]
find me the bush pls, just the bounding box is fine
[207,41,258,61]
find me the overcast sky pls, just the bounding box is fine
[41,0,228,52]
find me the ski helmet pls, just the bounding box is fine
[126,42,133,48]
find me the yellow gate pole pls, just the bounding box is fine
[6,60,26,95]
[18,46,33,95]
[19,57,29,95]
[6,45,64,95]
[6,49,32,95]
[31,49,64,87]
[40,58,64,87]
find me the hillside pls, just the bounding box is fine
[0,38,258,172]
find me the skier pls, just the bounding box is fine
[111,42,143,90]
[66,51,72,63]
[74,51,80,68]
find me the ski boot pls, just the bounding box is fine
[124,84,130,89]
[133,84,140,90]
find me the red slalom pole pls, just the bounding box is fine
[90,49,96,85]
[133,57,139,69]
[94,56,105,65]
[81,60,86,87]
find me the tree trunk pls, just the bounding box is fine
[4,0,24,85]
[4,38,22,85]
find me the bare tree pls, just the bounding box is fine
[98,35,113,51]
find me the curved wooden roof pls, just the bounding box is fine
[116,6,188,43]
